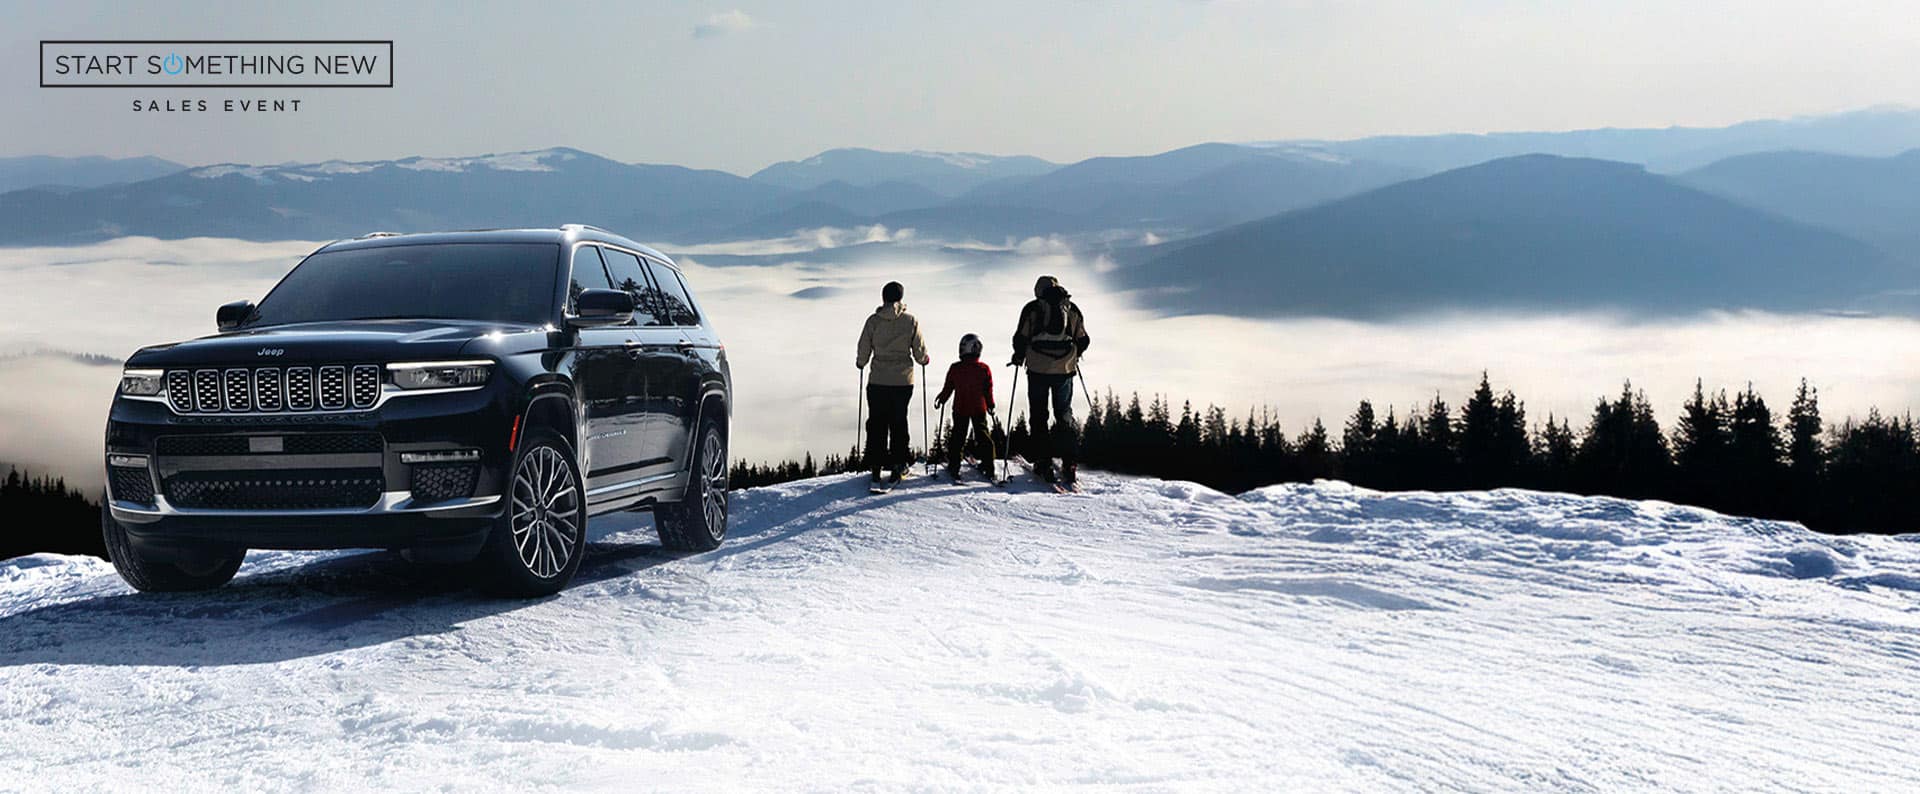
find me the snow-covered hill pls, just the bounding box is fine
[4,472,1919,790]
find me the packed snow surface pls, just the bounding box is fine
[5,471,1920,790]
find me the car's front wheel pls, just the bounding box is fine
[475,430,586,597]
[656,418,728,552]
[101,498,245,592]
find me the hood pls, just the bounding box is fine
[125,319,528,368]
[873,302,905,320]
[1033,275,1059,299]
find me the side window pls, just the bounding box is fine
[568,245,611,313]
[642,260,700,326]
[599,249,652,304]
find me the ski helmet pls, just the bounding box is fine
[958,333,983,358]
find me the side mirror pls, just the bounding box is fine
[216,300,256,331]
[568,289,635,328]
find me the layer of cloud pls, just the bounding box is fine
[692,10,755,39]
[5,235,1920,492]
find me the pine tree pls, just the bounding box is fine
[1297,418,1334,480]
[1535,414,1577,490]
[1342,400,1378,486]
[1459,374,1501,487]
[1727,384,1784,516]
[1672,380,1733,509]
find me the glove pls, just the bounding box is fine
[1007,356,1023,367]
[934,397,947,409]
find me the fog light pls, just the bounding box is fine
[400,449,482,464]
[108,454,149,468]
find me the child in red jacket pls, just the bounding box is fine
[934,333,997,482]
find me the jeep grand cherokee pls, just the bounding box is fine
[102,226,731,596]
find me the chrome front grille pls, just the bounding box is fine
[319,366,347,410]
[166,371,193,412]
[162,365,382,414]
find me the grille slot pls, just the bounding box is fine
[163,468,384,510]
[410,463,478,502]
[108,466,155,506]
[193,369,222,412]
[160,365,380,414]
[166,371,194,412]
[287,367,314,410]
[254,368,283,411]
[318,366,347,410]
[223,369,253,412]
[351,365,380,409]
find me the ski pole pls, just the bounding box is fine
[1004,365,1021,462]
[856,366,865,469]
[921,363,931,476]
[990,414,1006,483]
[936,401,947,475]
[1076,366,1095,415]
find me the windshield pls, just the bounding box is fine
[249,242,560,327]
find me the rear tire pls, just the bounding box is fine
[100,499,244,592]
[656,418,728,552]
[475,430,587,597]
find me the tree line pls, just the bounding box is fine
[731,374,1918,535]
[0,467,105,561]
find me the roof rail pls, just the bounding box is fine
[356,231,403,239]
[560,223,611,234]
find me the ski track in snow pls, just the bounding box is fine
[3,471,1919,791]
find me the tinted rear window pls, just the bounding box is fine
[640,261,700,326]
[252,243,560,327]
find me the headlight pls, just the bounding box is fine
[387,360,492,390]
[119,368,165,396]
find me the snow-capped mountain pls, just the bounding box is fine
[749,147,1058,195]
[4,470,1917,789]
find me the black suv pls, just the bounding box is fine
[102,226,731,596]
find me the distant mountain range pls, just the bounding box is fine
[1678,149,1920,262]
[0,155,183,194]
[1119,155,1914,318]
[6,107,1920,318]
[1280,106,1920,174]
[750,148,1057,195]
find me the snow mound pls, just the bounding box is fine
[3,472,1918,790]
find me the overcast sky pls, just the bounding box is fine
[8,0,1920,175]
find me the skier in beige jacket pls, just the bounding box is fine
[856,281,931,485]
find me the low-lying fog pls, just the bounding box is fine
[5,233,1918,493]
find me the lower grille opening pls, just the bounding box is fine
[109,466,156,507]
[163,468,384,510]
[410,463,478,503]
[156,433,383,457]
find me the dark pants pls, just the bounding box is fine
[865,384,914,472]
[1027,372,1077,467]
[946,413,995,474]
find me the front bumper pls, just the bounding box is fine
[104,380,517,551]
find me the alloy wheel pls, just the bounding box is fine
[701,428,728,540]
[509,445,580,579]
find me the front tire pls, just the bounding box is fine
[475,430,587,597]
[100,499,244,592]
[656,418,728,552]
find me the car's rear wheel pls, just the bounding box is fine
[475,430,586,597]
[656,418,728,552]
[100,498,244,592]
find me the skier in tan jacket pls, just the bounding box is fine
[856,281,931,485]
